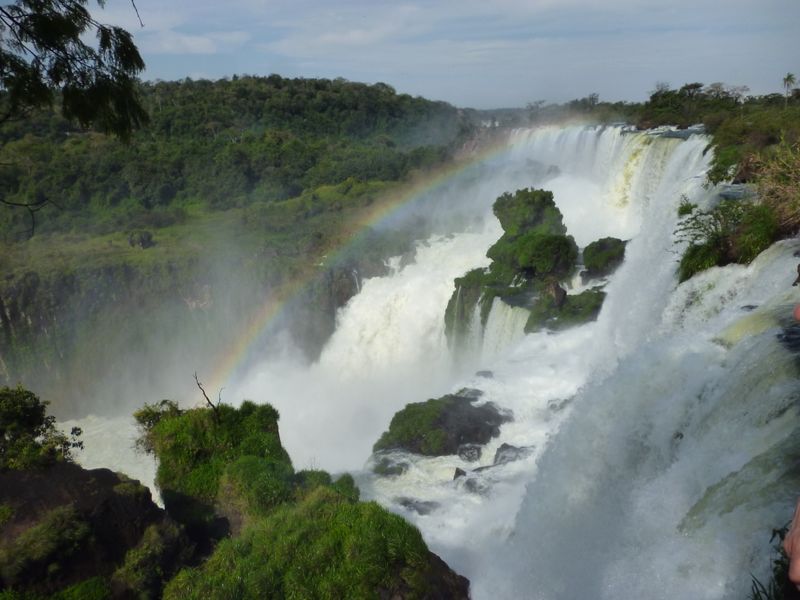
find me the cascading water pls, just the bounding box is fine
[68,124,798,598]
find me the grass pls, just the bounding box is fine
[0,506,90,586]
[163,487,435,600]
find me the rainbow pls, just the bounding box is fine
[208,131,518,390]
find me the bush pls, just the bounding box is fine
[163,487,448,600]
[112,521,190,599]
[135,400,291,536]
[0,506,90,586]
[525,288,606,333]
[0,386,83,471]
[582,237,626,277]
[676,200,780,281]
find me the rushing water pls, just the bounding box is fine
[72,124,800,598]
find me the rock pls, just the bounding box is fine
[493,443,534,465]
[525,287,606,333]
[778,325,800,353]
[453,468,467,480]
[395,497,440,516]
[0,462,188,597]
[458,444,482,462]
[718,183,756,201]
[582,237,626,279]
[475,370,494,379]
[372,454,410,477]
[547,280,567,309]
[374,389,512,457]
[547,398,571,412]
[741,304,758,312]
[462,476,490,495]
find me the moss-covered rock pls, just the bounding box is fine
[136,400,470,597]
[582,237,626,278]
[492,188,567,237]
[374,389,511,457]
[135,400,292,542]
[163,487,469,600]
[0,462,186,598]
[525,287,606,333]
[445,189,596,351]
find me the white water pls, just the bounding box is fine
[71,124,800,597]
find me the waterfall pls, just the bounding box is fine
[68,124,797,598]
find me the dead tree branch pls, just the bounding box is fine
[194,372,220,423]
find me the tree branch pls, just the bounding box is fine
[194,372,220,422]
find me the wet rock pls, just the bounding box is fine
[463,476,490,495]
[372,454,410,477]
[458,444,482,462]
[547,397,571,412]
[0,462,188,596]
[741,305,758,312]
[374,388,512,457]
[476,370,494,379]
[493,443,534,465]
[453,468,467,480]
[778,325,800,353]
[395,497,440,516]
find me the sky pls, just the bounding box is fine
[100,0,800,109]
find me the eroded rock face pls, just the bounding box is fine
[374,388,512,457]
[0,462,188,597]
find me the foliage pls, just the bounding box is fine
[133,399,181,454]
[136,400,290,535]
[677,196,697,217]
[0,75,466,239]
[112,521,189,599]
[0,505,90,586]
[583,237,626,276]
[749,525,798,600]
[491,188,566,237]
[162,487,440,600]
[0,503,12,527]
[525,288,606,333]
[676,200,778,281]
[0,0,147,137]
[52,577,112,600]
[373,391,508,456]
[374,397,451,455]
[755,140,800,235]
[0,386,82,470]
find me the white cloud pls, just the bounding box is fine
[94,0,800,107]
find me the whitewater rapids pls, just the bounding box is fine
[72,124,800,598]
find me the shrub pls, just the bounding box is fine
[582,237,626,277]
[163,487,443,600]
[525,288,606,333]
[0,386,83,471]
[675,200,780,281]
[112,521,190,599]
[135,400,291,536]
[0,506,90,586]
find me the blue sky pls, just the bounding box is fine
[101,0,800,108]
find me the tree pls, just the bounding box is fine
[784,72,796,108]
[0,0,148,233]
[0,385,83,470]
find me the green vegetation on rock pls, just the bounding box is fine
[525,288,606,333]
[373,390,510,457]
[676,200,779,282]
[134,399,291,537]
[0,386,83,471]
[134,399,469,596]
[163,487,467,600]
[582,237,626,278]
[0,506,89,587]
